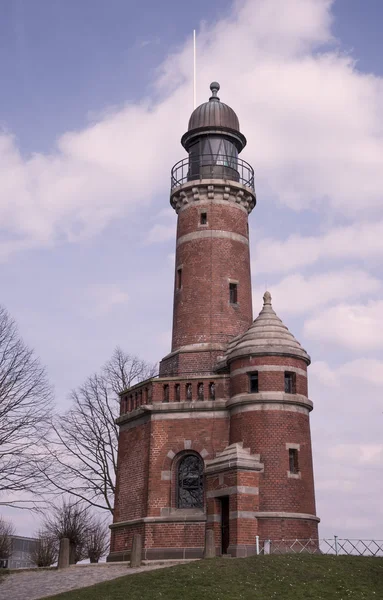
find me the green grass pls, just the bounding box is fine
[42,554,383,600]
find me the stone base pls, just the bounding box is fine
[227,544,257,558]
[107,547,205,562]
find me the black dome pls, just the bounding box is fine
[181,82,246,152]
[188,82,240,132]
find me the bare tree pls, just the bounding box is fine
[42,501,92,564]
[85,517,109,563]
[39,348,156,513]
[0,516,15,561]
[29,530,58,567]
[0,305,53,508]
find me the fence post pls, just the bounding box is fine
[255,535,259,556]
[334,535,338,556]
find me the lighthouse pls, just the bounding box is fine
[109,83,319,560]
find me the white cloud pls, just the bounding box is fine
[145,223,176,244]
[253,220,383,275]
[2,0,383,259]
[84,284,129,317]
[253,269,381,314]
[305,300,383,350]
[309,358,383,537]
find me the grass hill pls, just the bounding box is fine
[44,554,383,600]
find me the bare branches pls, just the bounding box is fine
[0,305,53,502]
[29,531,58,567]
[85,517,109,563]
[38,348,156,513]
[42,501,91,564]
[0,516,15,560]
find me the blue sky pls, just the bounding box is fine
[1,0,383,538]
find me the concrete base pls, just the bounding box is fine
[227,544,257,558]
[107,547,205,562]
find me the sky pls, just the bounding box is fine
[1,0,382,541]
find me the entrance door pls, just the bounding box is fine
[220,497,230,555]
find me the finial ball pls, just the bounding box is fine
[210,81,220,95]
[263,291,272,305]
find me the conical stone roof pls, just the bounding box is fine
[226,291,310,364]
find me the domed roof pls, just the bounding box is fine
[188,82,240,132]
[181,82,246,152]
[226,291,311,364]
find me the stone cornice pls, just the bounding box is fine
[116,392,312,428]
[116,400,228,428]
[227,392,313,412]
[170,179,256,215]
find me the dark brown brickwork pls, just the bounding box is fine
[230,410,316,516]
[171,201,253,363]
[111,135,318,558]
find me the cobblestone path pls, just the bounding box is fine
[0,562,175,600]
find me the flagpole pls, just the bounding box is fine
[193,30,196,109]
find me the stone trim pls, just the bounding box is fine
[227,544,258,558]
[161,471,171,480]
[162,342,229,358]
[110,512,206,529]
[230,403,310,416]
[286,443,300,450]
[178,197,249,215]
[230,511,258,520]
[287,471,301,479]
[206,486,259,498]
[228,392,313,412]
[152,410,228,421]
[170,180,256,215]
[230,365,307,378]
[206,515,221,523]
[254,512,320,522]
[177,230,249,248]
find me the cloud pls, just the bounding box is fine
[253,220,383,275]
[2,0,383,260]
[309,358,383,537]
[145,223,176,244]
[304,300,383,350]
[253,269,381,314]
[84,284,129,317]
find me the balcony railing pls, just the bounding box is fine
[171,154,255,192]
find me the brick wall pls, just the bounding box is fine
[171,200,253,358]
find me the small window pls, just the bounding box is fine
[197,382,204,401]
[249,372,259,393]
[186,383,192,401]
[175,384,180,402]
[200,212,207,225]
[163,384,169,403]
[289,448,299,474]
[144,387,148,404]
[284,372,296,394]
[177,268,182,290]
[229,282,238,304]
[135,392,138,409]
[209,382,215,401]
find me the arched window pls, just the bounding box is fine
[177,454,204,509]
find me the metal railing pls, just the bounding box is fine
[171,154,255,191]
[255,537,383,557]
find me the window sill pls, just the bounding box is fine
[287,471,301,479]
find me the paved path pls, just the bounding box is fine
[0,562,176,600]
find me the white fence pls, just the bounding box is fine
[256,537,383,557]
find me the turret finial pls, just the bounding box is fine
[263,290,272,306]
[209,81,220,101]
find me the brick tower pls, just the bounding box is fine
[109,82,319,560]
